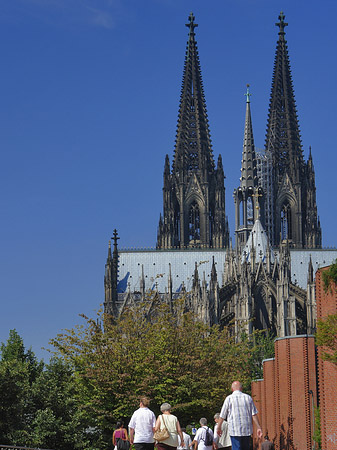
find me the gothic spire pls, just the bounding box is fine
[234,85,260,252]
[157,13,229,250]
[240,85,257,189]
[265,11,303,185]
[172,12,214,175]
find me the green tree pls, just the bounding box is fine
[0,330,95,449]
[50,295,273,448]
[240,329,275,381]
[0,329,43,445]
[30,357,93,450]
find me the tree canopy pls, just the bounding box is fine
[0,298,275,450]
[0,330,90,449]
[50,296,274,440]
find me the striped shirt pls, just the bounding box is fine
[219,390,258,437]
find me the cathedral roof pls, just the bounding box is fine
[241,218,275,264]
[115,248,337,294]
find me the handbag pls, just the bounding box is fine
[154,415,170,441]
[117,429,130,450]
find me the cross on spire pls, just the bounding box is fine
[245,84,251,103]
[276,11,288,36]
[186,12,198,39]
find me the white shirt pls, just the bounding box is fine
[129,407,156,443]
[214,421,231,447]
[194,426,214,450]
[220,390,258,437]
[178,431,192,450]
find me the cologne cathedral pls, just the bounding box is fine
[104,13,335,338]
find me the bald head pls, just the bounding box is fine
[231,381,243,392]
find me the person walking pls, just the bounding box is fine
[113,420,129,450]
[129,396,156,450]
[217,381,262,450]
[213,413,231,450]
[154,402,184,450]
[177,428,192,450]
[261,435,274,450]
[192,418,214,450]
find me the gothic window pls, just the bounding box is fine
[253,284,274,332]
[239,201,244,227]
[281,202,292,240]
[188,152,199,170]
[189,201,200,242]
[247,197,254,225]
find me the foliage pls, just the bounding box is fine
[316,313,337,365]
[0,303,277,450]
[29,357,93,450]
[312,407,321,450]
[50,295,275,445]
[0,329,43,445]
[0,330,93,450]
[322,260,337,292]
[241,330,275,381]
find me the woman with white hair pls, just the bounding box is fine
[154,402,185,450]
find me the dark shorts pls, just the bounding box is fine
[134,443,155,450]
[230,436,251,450]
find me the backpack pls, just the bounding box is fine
[203,427,213,447]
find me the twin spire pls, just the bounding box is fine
[173,11,214,174]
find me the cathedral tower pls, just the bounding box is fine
[262,12,321,248]
[157,13,229,249]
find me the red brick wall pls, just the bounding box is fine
[252,336,317,450]
[316,268,337,450]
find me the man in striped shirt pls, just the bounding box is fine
[217,381,262,450]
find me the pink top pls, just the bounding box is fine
[115,429,127,439]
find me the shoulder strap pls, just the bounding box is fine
[161,414,168,431]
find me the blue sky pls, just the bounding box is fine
[1,0,336,360]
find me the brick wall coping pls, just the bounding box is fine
[261,357,275,363]
[274,334,315,342]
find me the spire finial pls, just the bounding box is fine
[245,84,251,103]
[186,12,198,39]
[111,229,120,253]
[276,11,288,36]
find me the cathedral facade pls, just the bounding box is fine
[104,13,334,339]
